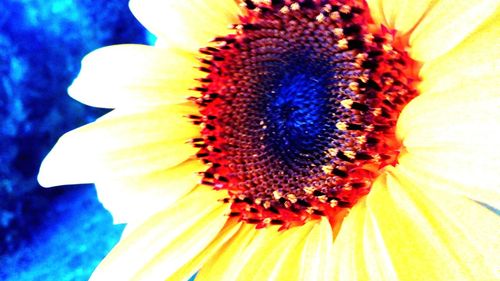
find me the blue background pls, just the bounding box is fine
[1,1,150,279]
[1,1,499,281]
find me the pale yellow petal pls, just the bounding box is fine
[236,223,314,281]
[129,0,240,52]
[363,201,399,281]
[132,207,232,280]
[397,151,500,209]
[38,104,199,187]
[419,74,499,101]
[330,198,370,281]
[366,169,500,280]
[368,0,437,37]
[418,11,500,96]
[380,0,402,28]
[397,94,500,148]
[378,0,436,34]
[366,0,387,27]
[396,94,500,202]
[195,224,270,281]
[90,187,228,281]
[395,169,500,280]
[95,160,205,224]
[68,44,202,109]
[167,219,242,281]
[392,0,436,35]
[409,0,500,62]
[298,218,335,281]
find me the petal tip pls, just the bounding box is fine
[37,152,62,188]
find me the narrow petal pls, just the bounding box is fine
[197,221,319,281]
[195,224,272,281]
[396,94,500,208]
[129,0,240,52]
[298,218,335,281]
[330,199,370,281]
[392,167,500,278]
[95,160,205,224]
[380,0,403,28]
[90,187,229,281]
[409,0,499,62]
[375,0,436,35]
[391,0,436,35]
[235,223,314,281]
[418,74,498,100]
[397,152,500,209]
[363,201,399,281]
[68,44,202,109]
[38,104,199,187]
[418,12,500,96]
[397,94,500,148]
[366,169,500,280]
[132,209,233,280]
[367,0,436,35]
[366,0,388,27]
[166,219,242,281]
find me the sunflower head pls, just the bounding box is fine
[189,0,419,230]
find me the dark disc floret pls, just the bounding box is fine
[189,0,418,229]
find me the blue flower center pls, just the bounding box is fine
[266,70,330,162]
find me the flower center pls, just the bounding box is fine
[190,0,418,229]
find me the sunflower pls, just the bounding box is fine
[38,0,500,280]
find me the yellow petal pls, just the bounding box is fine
[376,0,436,34]
[419,74,499,101]
[397,94,500,149]
[330,198,370,281]
[366,169,500,280]
[68,44,202,109]
[393,168,500,279]
[90,187,229,281]
[380,0,403,28]
[132,208,233,280]
[95,160,205,224]
[195,224,271,281]
[129,0,240,52]
[38,104,199,187]
[366,0,388,27]
[392,0,436,35]
[363,201,399,281]
[366,0,436,36]
[418,11,500,96]
[397,151,500,210]
[235,223,314,281]
[167,219,242,281]
[397,93,500,207]
[298,218,335,281]
[409,0,499,62]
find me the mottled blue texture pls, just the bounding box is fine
[261,55,341,166]
[269,72,329,154]
[0,186,125,281]
[1,0,148,279]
